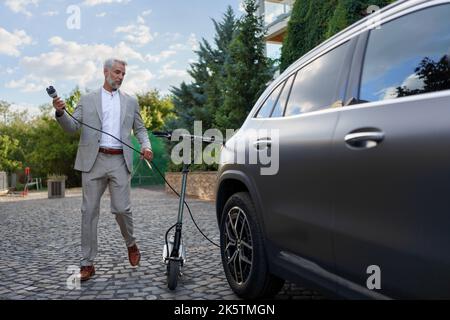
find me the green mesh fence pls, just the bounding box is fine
[131,131,169,187]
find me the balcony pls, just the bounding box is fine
[259,0,294,44]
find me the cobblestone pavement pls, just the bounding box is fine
[0,187,323,300]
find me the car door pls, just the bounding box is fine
[332,3,450,299]
[252,39,355,277]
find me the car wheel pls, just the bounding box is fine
[220,192,285,299]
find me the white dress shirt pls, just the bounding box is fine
[100,87,123,149]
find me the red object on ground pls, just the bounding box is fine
[22,167,31,196]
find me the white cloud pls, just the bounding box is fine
[168,33,199,52]
[83,0,131,6]
[8,37,145,92]
[42,10,59,16]
[142,9,152,16]
[187,33,199,51]
[381,74,425,100]
[121,65,155,94]
[169,43,186,51]
[115,16,155,46]
[96,12,107,17]
[158,62,188,79]
[163,32,182,42]
[0,27,32,56]
[0,66,18,75]
[238,1,246,13]
[401,73,424,91]
[145,50,176,63]
[153,62,191,95]
[137,15,145,24]
[5,0,39,16]
[5,74,51,92]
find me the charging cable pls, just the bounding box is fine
[46,86,220,248]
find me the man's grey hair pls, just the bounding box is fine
[104,58,127,70]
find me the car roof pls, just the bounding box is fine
[246,0,450,122]
[255,0,446,109]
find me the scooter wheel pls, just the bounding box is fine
[167,260,179,290]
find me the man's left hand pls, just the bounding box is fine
[141,148,153,161]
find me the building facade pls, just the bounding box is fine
[258,0,295,45]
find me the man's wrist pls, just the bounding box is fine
[55,109,64,117]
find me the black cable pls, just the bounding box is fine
[165,223,177,257]
[151,162,220,248]
[62,109,220,248]
[64,110,142,155]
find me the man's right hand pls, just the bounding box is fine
[53,97,66,117]
[53,97,66,116]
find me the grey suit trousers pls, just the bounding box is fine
[81,152,135,266]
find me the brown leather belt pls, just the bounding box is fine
[99,147,123,155]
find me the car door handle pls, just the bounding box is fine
[344,131,384,149]
[253,139,271,150]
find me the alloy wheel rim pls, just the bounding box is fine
[223,206,253,285]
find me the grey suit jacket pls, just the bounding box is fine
[56,88,151,173]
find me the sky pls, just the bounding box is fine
[0,0,283,116]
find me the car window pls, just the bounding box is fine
[360,5,450,103]
[272,74,295,118]
[284,41,350,116]
[255,80,285,118]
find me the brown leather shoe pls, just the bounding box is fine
[80,265,95,281]
[127,244,141,267]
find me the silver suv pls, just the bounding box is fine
[215,0,450,299]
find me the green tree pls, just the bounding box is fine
[0,100,10,124]
[215,0,273,131]
[25,88,82,187]
[280,0,338,72]
[203,6,238,130]
[169,41,211,132]
[0,135,23,173]
[136,89,175,131]
[326,0,395,38]
[169,82,198,131]
[169,6,238,132]
[27,115,80,186]
[0,104,30,175]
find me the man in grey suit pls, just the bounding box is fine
[53,58,153,281]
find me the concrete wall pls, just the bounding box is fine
[165,171,218,201]
[0,172,8,190]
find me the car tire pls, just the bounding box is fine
[220,192,285,299]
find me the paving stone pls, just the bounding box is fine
[0,187,321,300]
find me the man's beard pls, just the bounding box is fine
[107,76,121,90]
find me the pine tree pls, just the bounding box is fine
[169,6,237,132]
[204,6,238,130]
[216,0,274,131]
[168,82,198,131]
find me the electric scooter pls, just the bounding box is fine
[152,132,216,290]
